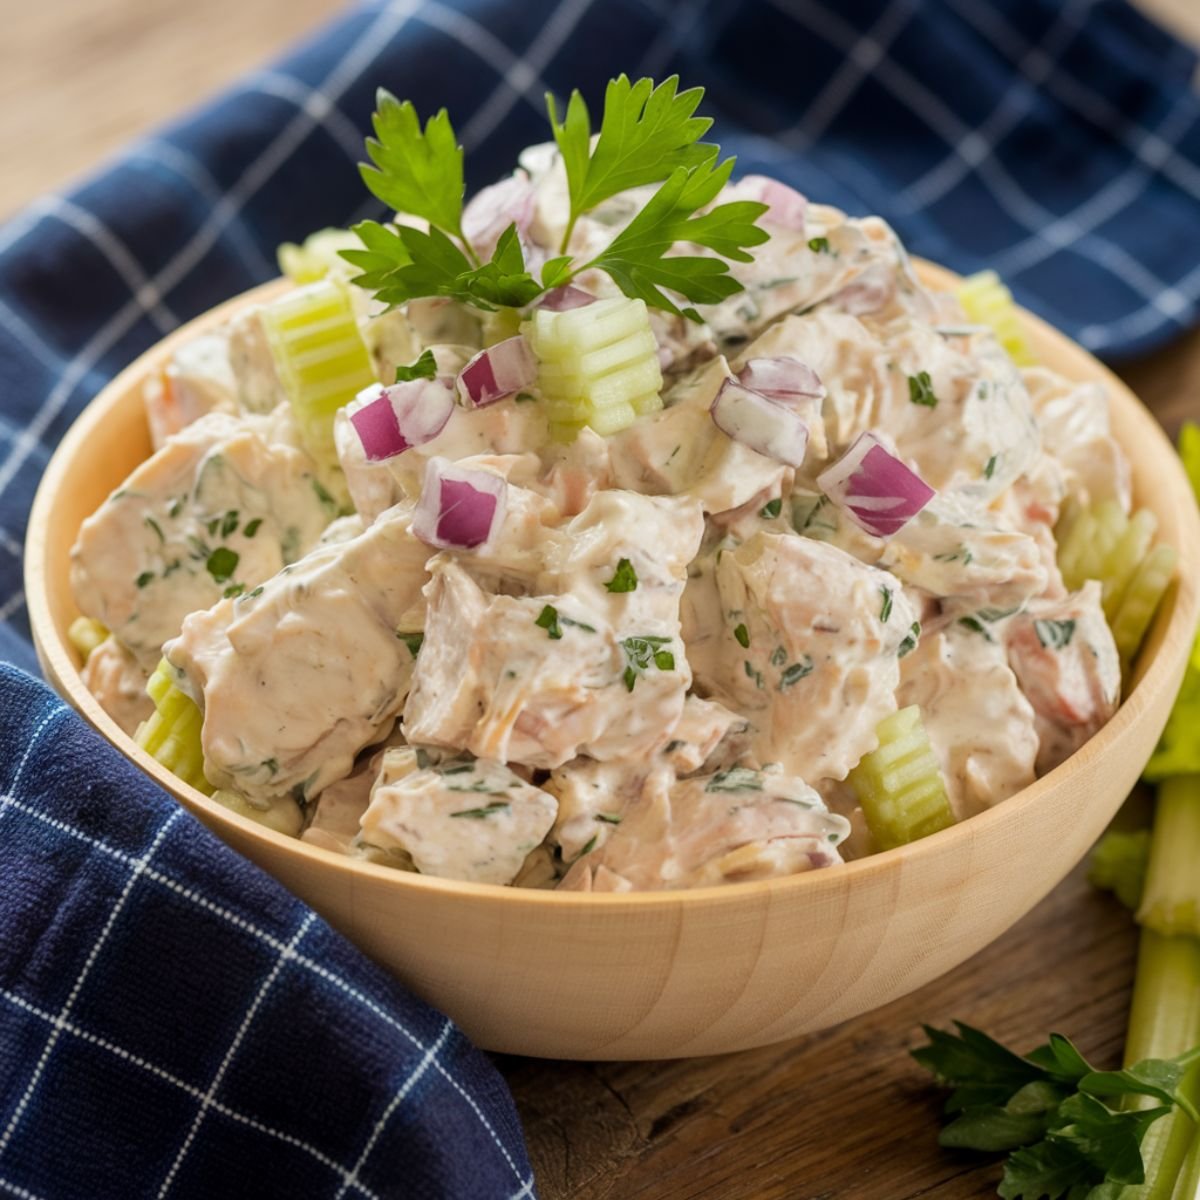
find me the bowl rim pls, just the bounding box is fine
[25,260,1200,910]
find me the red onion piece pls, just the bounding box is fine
[413,457,507,550]
[829,264,895,317]
[816,432,935,538]
[348,379,455,463]
[536,285,595,312]
[736,357,825,404]
[457,336,537,409]
[710,378,809,467]
[727,175,807,233]
[462,172,537,261]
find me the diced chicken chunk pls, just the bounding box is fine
[559,766,848,892]
[81,636,153,736]
[1005,581,1121,773]
[144,333,237,449]
[360,752,557,885]
[897,621,1038,819]
[71,412,331,670]
[544,759,649,862]
[693,532,917,780]
[165,504,431,802]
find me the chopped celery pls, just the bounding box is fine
[1138,778,1200,938]
[1112,543,1178,667]
[211,789,303,836]
[954,269,1035,366]
[277,228,361,283]
[134,659,213,796]
[261,280,377,465]
[1089,828,1151,912]
[68,616,109,663]
[848,705,955,851]
[529,297,663,438]
[1180,422,1200,503]
[1145,630,1200,781]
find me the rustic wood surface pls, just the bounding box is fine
[4,0,1198,1196]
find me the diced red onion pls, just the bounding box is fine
[456,336,537,409]
[536,285,595,312]
[726,175,807,233]
[829,264,895,317]
[348,379,455,463]
[413,457,506,550]
[816,432,935,538]
[736,357,825,404]
[462,172,537,261]
[710,378,809,467]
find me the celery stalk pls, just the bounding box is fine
[1139,778,1200,938]
[1121,932,1200,1200]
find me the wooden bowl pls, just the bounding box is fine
[25,263,1200,1060]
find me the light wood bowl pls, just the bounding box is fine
[25,263,1200,1060]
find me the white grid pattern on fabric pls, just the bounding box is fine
[780,0,917,153]
[0,1175,44,1199]
[992,93,1200,281]
[0,0,421,509]
[459,0,596,151]
[39,197,180,336]
[945,0,1200,208]
[130,142,276,278]
[0,300,66,374]
[0,708,66,823]
[0,593,24,625]
[0,791,527,1189]
[333,1018,454,1200]
[0,987,385,1199]
[1080,257,1200,348]
[765,0,1187,326]
[249,72,368,164]
[634,0,702,78]
[0,808,184,1161]
[897,0,1090,211]
[0,532,21,560]
[155,911,319,1199]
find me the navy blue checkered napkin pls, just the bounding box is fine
[1,0,1199,1194]
[0,666,536,1200]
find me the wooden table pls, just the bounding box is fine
[3,2,1197,1196]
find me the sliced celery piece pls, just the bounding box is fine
[848,705,955,851]
[955,269,1035,366]
[261,281,377,465]
[1138,778,1200,938]
[276,228,360,284]
[68,616,109,663]
[1112,542,1177,666]
[134,658,213,796]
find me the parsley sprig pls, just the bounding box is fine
[340,76,768,321]
[914,1022,1200,1199]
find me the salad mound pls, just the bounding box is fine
[68,77,1175,892]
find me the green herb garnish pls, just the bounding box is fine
[605,558,638,593]
[621,635,675,691]
[449,801,511,820]
[135,571,154,589]
[908,370,938,408]
[394,348,439,382]
[242,518,263,539]
[340,76,769,321]
[779,657,814,688]
[807,236,830,253]
[958,615,994,642]
[397,631,424,658]
[223,583,245,599]
[984,454,998,480]
[898,621,921,657]
[706,767,763,794]
[1035,619,1076,650]
[880,586,893,624]
[596,813,622,825]
[733,623,750,649]
[312,479,338,514]
[205,547,239,585]
[914,1022,1200,1200]
[535,605,563,640]
[759,498,783,520]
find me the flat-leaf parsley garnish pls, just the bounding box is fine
[908,370,938,408]
[621,635,675,691]
[605,558,638,593]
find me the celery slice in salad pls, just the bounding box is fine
[529,297,663,438]
[135,659,212,796]
[1137,777,1200,938]
[261,280,377,465]
[68,616,109,663]
[277,228,361,284]
[848,705,955,851]
[1111,542,1178,666]
[954,269,1035,366]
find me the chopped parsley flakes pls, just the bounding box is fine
[205,547,239,585]
[779,656,814,689]
[880,586,893,623]
[898,620,921,657]
[605,558,638,593]
[449,801,510,819]
[1035,618,1076,649]
[397,631,424,658]
[907,370,938,408]
[621,635,675,691]
[733,623,750,648]
[759,497,782,520]
[535,605,563,640]
[706,767,763,794]
[807,236,830,253]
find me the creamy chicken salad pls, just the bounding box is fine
[68,80,1162,894]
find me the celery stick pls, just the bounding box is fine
[1139,779,1200,938]
[1121,932,1200,1200]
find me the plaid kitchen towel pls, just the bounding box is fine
[0,664,537,1200]
[1,0,1199,1195]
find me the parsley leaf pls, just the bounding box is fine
[908,370,938,407]
[605,557,638,593]
[547,75,715,252]
[1035,619,1076,650]
[583,154,769,319]
[620,634,675,691]
[880,586,893,624]
[394,349,439,382]
[359,91,468,249]
[205,547,239,585]
[449,801,510,820]
[759,498,783,520]
[807,236,830,253]
[535,605,563,640]
[733,623,750,648]
[397,631,424,658]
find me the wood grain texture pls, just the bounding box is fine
[7,0,1200,1194]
